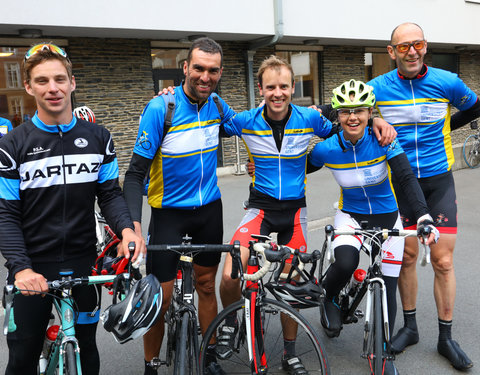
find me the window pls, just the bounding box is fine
[276,51,320,106]
[5,62,21,88]
[151,48,188,94]
[8,96,24,127]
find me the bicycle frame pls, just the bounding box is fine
[4,273,130,375]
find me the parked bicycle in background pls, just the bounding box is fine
[462,120,480,169]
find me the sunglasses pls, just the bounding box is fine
[24,44,68,62]
[337,107,369,117]
[391,40,426,54]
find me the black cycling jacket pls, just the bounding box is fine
[0,116,134,277]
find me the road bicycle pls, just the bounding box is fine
[146,237,241,375]
[462,120,480,169]
[199,234,330,374]
[3,266,135,375]
[318,223,431,374]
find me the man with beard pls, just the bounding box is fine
[123,37,236,375]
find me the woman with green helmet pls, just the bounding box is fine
[309,79,438,375]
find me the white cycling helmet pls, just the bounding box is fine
[73,106,96,123]
[101,274,162,344]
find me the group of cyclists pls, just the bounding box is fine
[1,20,479,375]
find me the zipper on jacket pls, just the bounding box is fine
[409,80,420,178]
[57,127,67,262]
[197,105,204,206]
[262,116,284,200]
[353,145,373,214]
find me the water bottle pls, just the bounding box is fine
[347,268,366,299]
[42,319,60,358]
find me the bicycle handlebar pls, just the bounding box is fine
[147,241,241,280]
[324,224,431,267]
[243,243,317,282]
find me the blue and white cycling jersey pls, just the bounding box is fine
[223,105,332,201]
[368,66,477,178]
[133,85,236,209]
[310,129,404,215]
[0,117,12,137]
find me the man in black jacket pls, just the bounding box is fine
[0,43,144,375]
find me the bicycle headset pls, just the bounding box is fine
[101,274,162,344]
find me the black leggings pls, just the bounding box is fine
[323,245,398,333]
[5,256,100,375]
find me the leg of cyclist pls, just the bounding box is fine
[218,208,264,360]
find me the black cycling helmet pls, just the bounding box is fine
[101,274,162,344]
[265,278,324,309]
[73,106,96,123]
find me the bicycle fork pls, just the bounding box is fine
[362,278,390,356]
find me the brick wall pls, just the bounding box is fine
[68,38,154,176]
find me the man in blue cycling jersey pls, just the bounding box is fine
[0,116,13,136]
[0,43,143,375]
[368,22,480,371]
[123,37,237,375]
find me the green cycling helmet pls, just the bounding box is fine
[331,79,375,109]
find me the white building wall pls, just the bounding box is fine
[2,0,480,46]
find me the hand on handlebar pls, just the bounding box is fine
[14,268,48,296]
[120,227,146,264]
[417,215,440,245]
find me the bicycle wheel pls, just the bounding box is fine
[175,313,189,375]
[463,135,480,168]
[186,314,200,375]
[365,283,384,375]
[64,342,78,375]
[200,298,329,374]
[175,312,199,375]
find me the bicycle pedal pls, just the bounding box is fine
[149,357,165,369]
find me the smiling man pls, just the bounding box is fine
[368,22,480,371]
[0,43,143,375]
[123,37,237,375]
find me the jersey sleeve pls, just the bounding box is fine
[0,142,32,276]
[446,73,478,111]
[309,141,327,168]
[222,111,247,137]
[308,108,333,138]
[132,98,166,159]
[385,139,404,160]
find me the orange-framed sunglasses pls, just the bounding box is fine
[391,40,426,54]
[24,43,68,62]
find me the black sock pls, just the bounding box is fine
[403,308,417,331]
[283,339,296,358]
[144,360,157,375]
[205,344,217,366]
[438,318,452,341]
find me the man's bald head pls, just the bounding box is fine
[390,22,425,45]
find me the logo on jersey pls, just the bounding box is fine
[460,94,471,107]
[387,139,399,152]
[0,148,16,171]
[106,136,116,156]
[74,138,89,148]
[27,146,51,156]
[382,250,395,259]
[240,227,249,233]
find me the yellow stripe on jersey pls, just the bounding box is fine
[376,97,450,106]
[325,155,387,169]
[163,146,218,158]
[172,119,221,132]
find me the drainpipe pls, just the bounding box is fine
[234,0,284,174]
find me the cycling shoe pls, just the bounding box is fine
[320,298,342,338]
[390,326,419,353]
[438,338,473,371]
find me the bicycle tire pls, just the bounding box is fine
[365,283,384,375]
[463,134,480,168]
[199,298,329,374]
[187,314,200,375]
[175,313,189,375]
[64,342,78,375]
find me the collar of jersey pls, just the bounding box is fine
[397,64,428,80]
[340,127,368,148]
[32,112,77,133]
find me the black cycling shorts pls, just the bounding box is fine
[393,170,457,234]
[147,198,224,282]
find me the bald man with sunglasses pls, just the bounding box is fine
[368,23,480,371]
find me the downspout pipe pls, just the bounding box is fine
[234,0,283,174]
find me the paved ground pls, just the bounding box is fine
[1,166,479,374]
